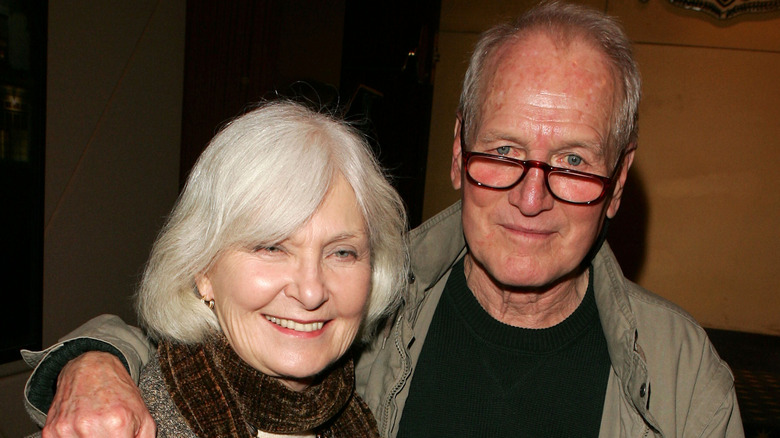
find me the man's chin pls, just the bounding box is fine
[489,261,587,293]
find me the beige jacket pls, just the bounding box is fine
[357,202,743,437]
[23,202,743,437]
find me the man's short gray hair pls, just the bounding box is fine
[459,1,641,162]
[136,100,408,344]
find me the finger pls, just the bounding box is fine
[135,415,157,438]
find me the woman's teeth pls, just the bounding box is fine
[265,316,324,332]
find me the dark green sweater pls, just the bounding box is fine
[397,258,610,438]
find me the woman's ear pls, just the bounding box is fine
[195,273,214,302]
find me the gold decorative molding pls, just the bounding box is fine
[667,0,780,19]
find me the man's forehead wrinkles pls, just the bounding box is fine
[480,106,606,137]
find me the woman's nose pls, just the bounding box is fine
[285,260,328,310]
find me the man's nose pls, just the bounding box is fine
[285,260,328,310]
[509,167,554,215]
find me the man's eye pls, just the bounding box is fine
[565,155,583,166]
[495,146,512,155]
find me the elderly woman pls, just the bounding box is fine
[129,101,406,437]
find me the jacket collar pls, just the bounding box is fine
[592,244,661,432]
[406,201,466,316]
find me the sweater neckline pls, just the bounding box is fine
[445,257,599,353]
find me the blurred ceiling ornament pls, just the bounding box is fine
[666,0,780,19]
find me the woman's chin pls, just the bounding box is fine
[273,358,342,391]
[275,374,315,391]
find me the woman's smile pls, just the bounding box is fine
[265,315,326,333]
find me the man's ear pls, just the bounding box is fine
[607,146,636,219]
[451,117,464,190]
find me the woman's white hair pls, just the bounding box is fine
[136,100,408,344]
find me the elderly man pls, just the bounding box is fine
[24,2,742,437]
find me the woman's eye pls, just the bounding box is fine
[333,249,357,259]
[255,245,281,254]
[565,154,583,167]
[495,146,512,155]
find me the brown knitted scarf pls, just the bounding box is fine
[157,335,379,438]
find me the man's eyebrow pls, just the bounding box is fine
[558,141,606,157]
[479,130,528,146]
[478,131,606,156]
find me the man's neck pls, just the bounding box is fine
[463,254,589,329]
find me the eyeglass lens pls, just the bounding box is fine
[467,155,606,204]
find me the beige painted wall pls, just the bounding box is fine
[424,0,780,335]
[0,1,185,436]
